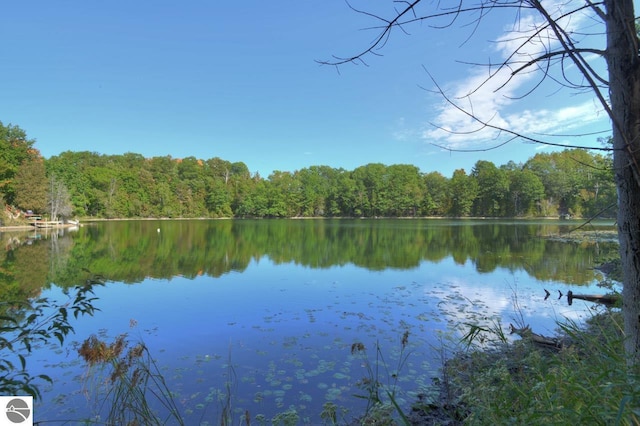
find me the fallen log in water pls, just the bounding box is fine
[567,290,621,306]
[509,324,563,349]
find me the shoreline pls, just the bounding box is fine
[0,223,79,232]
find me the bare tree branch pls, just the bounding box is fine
[317,1,529,66]
[424,71,615,152]
[321,1,616,155]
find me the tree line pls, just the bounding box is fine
[0,121,616,220]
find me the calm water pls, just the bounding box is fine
[0,219,619,424]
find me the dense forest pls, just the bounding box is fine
[0,121,616,220]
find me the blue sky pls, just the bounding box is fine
[0,1,610,178]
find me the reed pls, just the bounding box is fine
[350,330,412,425]
[78,334,184,426]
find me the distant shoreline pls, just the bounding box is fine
[1,215,615,233]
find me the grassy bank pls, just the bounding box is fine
[409,306,639,425]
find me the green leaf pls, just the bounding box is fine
[616,395,632,425]
[54,332,64,345]
[18,354,26,371]
[0,360,14,371]
[0,315,18,324]
[387,390,411,426]
[37,374,52,384]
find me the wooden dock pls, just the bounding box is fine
[30,221,65,228]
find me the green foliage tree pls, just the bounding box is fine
[266,171,301,217]
[296,166,335,217]
[0,122,37,206]
[505,168,545,217]
[176,157,208,217]
[384,164,425,217]
[423,171,450,216]
[327,169,357,216]
[206,179,233,217]
[46,151,110,217]
[148,156,181,217]
[228,171,266,218]
[449,169,477,217]
[524,149,614,218]
[352,163,387,217]
[583,142,616,218]
[12,156,48,214]
[471,161,509,217]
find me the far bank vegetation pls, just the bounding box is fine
[1,122,615,221]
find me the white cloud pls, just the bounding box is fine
[391,117,410,141]
[503,100,604,135]
[421,0,607,149]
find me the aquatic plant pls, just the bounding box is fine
[218,350,240,426]
[320,401,337,425]
[78,334,184,426]
[271,406,300,426]
[350,330,412,425]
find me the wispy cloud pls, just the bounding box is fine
[421,0,607,149]
[392,117,421,141]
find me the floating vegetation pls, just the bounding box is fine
[294,369,306,380]
[298,392,312,402]
[324,387,342,401]
[316,359,336,373]
[306,369,320,378]
[282,336,298,348]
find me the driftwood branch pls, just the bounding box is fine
[567,290,621,306]
[509,324,562,349]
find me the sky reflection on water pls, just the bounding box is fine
[30,251,611,424]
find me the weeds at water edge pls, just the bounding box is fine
[429,310,640,425]
[350,330,413,425]
[78,334,184,425]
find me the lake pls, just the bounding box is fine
[0,219,619,424]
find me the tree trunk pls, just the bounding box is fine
[605,0,640,365]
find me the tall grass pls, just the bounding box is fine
[440,310,640,425]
